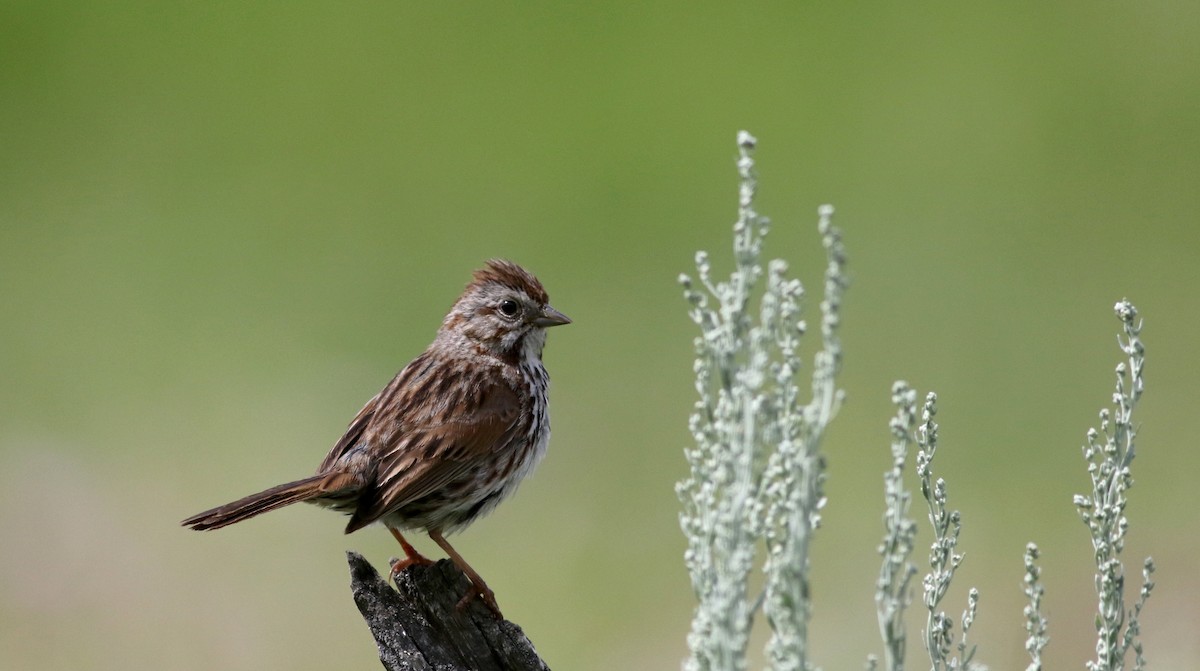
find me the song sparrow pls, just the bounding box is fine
[182,259,570,617]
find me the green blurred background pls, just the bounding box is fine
[2,2,1197,669]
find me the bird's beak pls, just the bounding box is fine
[534,306,571,328]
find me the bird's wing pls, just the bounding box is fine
[344,370,523,533]
[319,350,445,471]
[317,390,381,473]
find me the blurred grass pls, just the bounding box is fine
[2,2,1198,669]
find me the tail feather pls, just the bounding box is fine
[181,472,360,531]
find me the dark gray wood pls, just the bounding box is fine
[347,552,551,671]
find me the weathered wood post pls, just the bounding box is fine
[347,552,550,671]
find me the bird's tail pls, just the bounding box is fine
[181,471,359,531]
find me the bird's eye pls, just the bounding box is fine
[499,299,520,317]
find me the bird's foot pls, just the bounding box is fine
[457,580,502,619]
[388,553,435,580]
[387,527,435,580]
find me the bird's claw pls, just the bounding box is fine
[388,554,434,581]
[458,582,502,619]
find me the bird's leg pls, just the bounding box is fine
[428,529,502,618]
[387,527,434,578]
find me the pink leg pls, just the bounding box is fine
[388,527,434,577]
[429,529,502,618]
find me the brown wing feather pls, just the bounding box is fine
[318,390,381,473]
[344,371,521,533]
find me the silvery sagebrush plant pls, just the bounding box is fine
[1022,542,1048,671]
[869,384,982,671]
[870,382,921,671]
[868,301,1153,671]
[677,131,847,671]
[676,133,1156,671]
[1073,300,1154,671]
